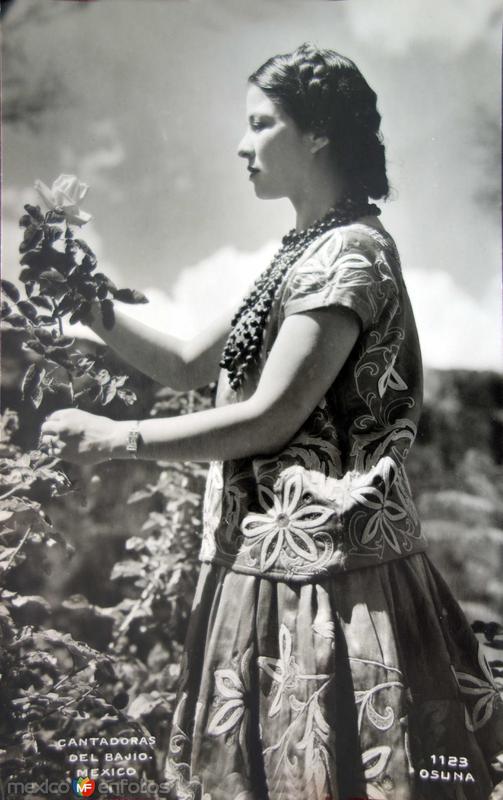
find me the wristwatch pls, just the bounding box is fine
[126,421,142,458]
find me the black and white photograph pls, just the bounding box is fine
[1,1,503,798]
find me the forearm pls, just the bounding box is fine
[86,301,231,390]
[109,400,289,463]
[86,301,189,388]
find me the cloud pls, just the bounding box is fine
[60,119,126,202]
[3,186,499,372]
[346,0,501,54]
[406,269,501,370]
[81,242,501,371]
[63,241,276,342]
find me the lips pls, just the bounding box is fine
[247,167,259,178]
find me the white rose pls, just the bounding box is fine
[34,174,92,226]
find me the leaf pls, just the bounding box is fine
[20,250,45,270]
[94,660,116,683]
[30,295,53,311]
[78,282,97,301]
[21,364,42,402]
[102,383,117,405]
[1,280,20,302]
[76,355,95,371]
[100,299,115,330]
[34,629,102,670]
[127,488,153,504]
[45,209,66,223]
[17,300,38,321]
[19,227,44,254]
[1,301,12,319]
[126,536,147,551]
[22,340,45,355]
[110,560,145,581]
[10,594,51,613]
[69,302,90,325]
[6,314,28,328]
[38,267,67,283]
[141,512,169,532]
[44,226,62,244]
[19,267,37,283]
[113,288,148,304]
[19,214,32,228]
[55,293,77,316]
[75,239,96,257]
[80,254,97,273]
[128,692,166,720]
[95,273,117,292]
[34,327,56,344]
[46,248,71,273]
[96,369,111,385]
[54,334,75,348]
[24,204,44,223]
[117,388,137,406]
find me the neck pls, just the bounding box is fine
[292,161,349,231]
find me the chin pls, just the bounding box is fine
[253,183,284,200]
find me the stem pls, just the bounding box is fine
[0,483,26,502]
[51,298,63,336]
[4,526,32,573]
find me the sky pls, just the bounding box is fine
[2,0,502,370]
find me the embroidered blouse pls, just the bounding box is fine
[199,222,428,582]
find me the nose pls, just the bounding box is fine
[237,130,253,160]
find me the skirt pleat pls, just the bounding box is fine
[163,553,503,800]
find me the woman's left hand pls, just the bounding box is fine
[39,408,117,466]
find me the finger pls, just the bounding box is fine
[39,433,60,451]
[40,422,61,435]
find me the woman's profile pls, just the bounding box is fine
[40,44,503,799]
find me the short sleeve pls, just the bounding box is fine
[282,228,399,332]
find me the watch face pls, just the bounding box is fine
[126,431,139,452]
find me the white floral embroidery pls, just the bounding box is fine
[258,624,330,718]
[208,647,252,745]
[240,472,335,572]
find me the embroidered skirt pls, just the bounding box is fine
[164,553,503,800]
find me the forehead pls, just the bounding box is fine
[245,84,283,118]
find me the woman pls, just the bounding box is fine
[40,44,503,800]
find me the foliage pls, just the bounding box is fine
[0,204,211,788]
[0,409,155,786]
[1,205,147,409]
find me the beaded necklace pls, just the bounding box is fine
[220,196,380,391]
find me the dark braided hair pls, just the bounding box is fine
[249,43,389,200]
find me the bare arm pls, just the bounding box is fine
[41,305,360,463]
[111,304,360,461]
[86,301,233,390]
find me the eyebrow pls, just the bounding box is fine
[248,112,274,122]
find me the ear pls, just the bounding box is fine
[306,131,330,155]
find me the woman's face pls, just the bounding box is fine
[237,84,312,201]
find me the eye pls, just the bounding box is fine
[250,120,265,132]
